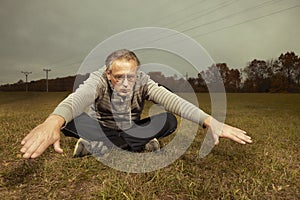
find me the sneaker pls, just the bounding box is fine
[73,138,109,158]
[73,138,91,157]
[145,138,160,152]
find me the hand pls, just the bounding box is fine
[20,115,65,159]
[203,116,253,145]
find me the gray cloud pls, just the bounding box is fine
[0,0,299,84]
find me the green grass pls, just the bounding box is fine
[0,92,299,199]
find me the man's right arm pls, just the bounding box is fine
[20,68,106,159]
[52,70,105,125]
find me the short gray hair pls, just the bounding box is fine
[105,49,140,70]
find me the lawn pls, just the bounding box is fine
[0,92,299,199]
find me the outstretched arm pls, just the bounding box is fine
[20,69,106,159]
[203,116,252,145]
[20,114,65,159]
[145,78,252,145]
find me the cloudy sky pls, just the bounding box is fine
[0,0,299,84]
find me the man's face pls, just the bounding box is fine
[106,59,138,97]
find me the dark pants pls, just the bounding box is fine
[62,112,178,151]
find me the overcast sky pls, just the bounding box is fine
[0,0,299,84]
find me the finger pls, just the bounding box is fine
[53,140,63,154]
[226,124,247,134]
[22,139,45,159]
[30,141,50,159]
[234,128,248,135]
[21,131,35,145]
[230,128,252,142]
[20,134,38,154]
[230,134,247,144]
[232,132,253,144]
[21,124,43,145]
[223,125,252,143]
[236,132,253,143]
[214,137,219,145]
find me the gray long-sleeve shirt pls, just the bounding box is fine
[52,67,210,129]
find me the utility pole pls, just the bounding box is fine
[43,68,51,92]
[21,71,32,92]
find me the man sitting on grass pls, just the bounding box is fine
[20,49,252,159]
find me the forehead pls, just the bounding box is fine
[111,59,138,74]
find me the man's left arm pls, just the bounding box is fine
[145,79,252,144]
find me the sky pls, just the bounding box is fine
[0,0,299,84]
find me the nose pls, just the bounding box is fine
[122,76,129,88]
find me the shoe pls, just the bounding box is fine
[73,138,109,158]
[145,138,160,152]
[73,138,91,157]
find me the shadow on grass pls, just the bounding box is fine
[1,159,43,187]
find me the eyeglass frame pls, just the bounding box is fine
[110,72,138,84]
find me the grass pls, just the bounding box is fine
[0,92,299,199]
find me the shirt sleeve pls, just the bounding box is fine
[51,70,105,125]
[145,78,210,127]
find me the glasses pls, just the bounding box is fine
[111,73,137,84]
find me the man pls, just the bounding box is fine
[20,49,252,159]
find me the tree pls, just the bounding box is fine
[200,63,241,92]
[226,69,241,92]
[295,58,300,86]
[242,59,273,92]
[17,79,24,84]
[195,72,208,92]
[277,52,299,91]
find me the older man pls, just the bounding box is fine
[21,49,252,159]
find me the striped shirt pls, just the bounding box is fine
[52,67,210,129]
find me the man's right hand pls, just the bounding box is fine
[20,114,65,159]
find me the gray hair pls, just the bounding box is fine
[105,49,140,71]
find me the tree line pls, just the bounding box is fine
[0,74,89,92]
[1,51,299,93]
[147,51,300,93]
[191,51,300,93]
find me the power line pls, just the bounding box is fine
[178,0,282,33]
[14,2,298,82]
[43,1,288,74]
[193,4,300,38]
[118,0,215,48]
[126,0,237,48]
[134,3,299,48]
[168,0,240,29]
[29,2,268,76]
[156,0,208,26]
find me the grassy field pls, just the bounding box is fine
[0,92,299,199]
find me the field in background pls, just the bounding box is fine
[0,92,299,199]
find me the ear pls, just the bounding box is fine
[106,69,112,81]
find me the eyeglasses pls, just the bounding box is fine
[111,73,137,83]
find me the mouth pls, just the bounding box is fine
[119,89,132,95]
[120,89,130,92]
